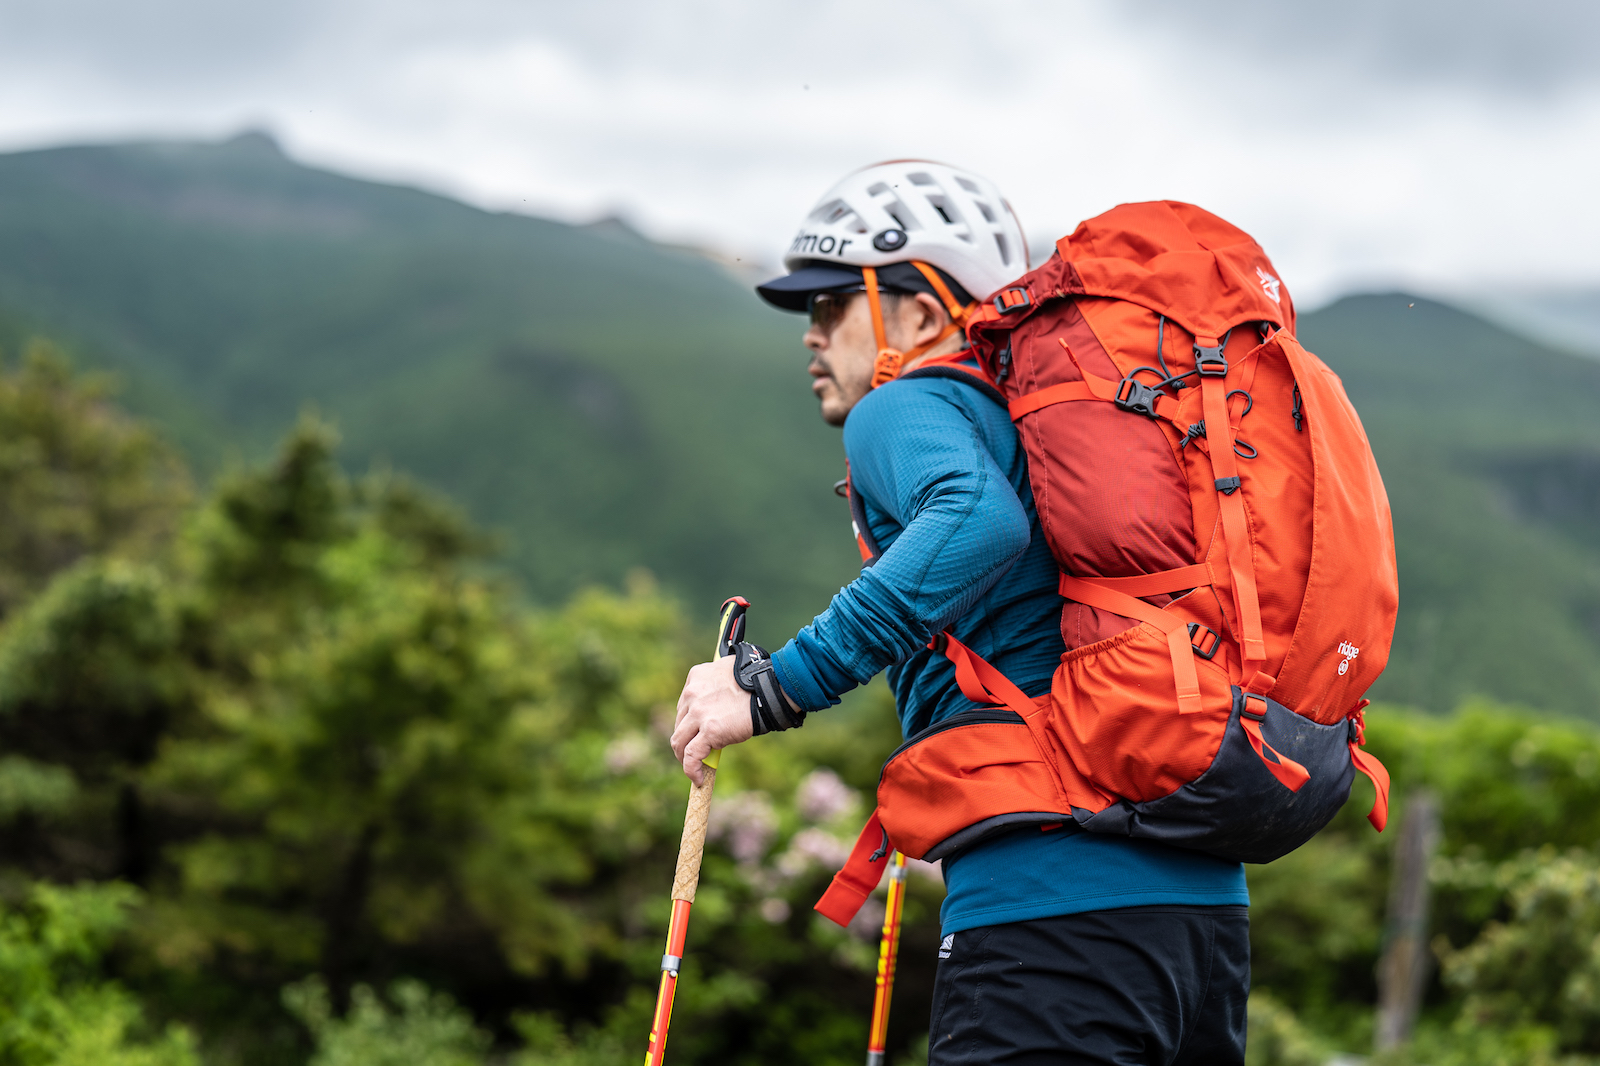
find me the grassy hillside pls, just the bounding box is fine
[0,132,858,643]
[0,134,1597,716]
[1302,296,1600,716]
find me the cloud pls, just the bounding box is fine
[0,0,327,88]
[0,0,1595,304]
[1127,0,1600,96]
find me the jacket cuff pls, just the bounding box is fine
[771,642,840,714]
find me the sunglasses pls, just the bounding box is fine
[808,290,863,335]
[809,286,910,335]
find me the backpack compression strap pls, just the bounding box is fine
[1195,336,1268,674]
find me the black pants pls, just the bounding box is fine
[927,905,1249,1066]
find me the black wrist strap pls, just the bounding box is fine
[731,642,805,735]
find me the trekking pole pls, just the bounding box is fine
[865,851,908,1066]
[644,596,749,1066]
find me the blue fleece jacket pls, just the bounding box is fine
[771,367,1247,935]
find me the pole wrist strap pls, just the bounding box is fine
[731,642,804,734]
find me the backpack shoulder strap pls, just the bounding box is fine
[897,353,1008,409]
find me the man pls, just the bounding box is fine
[671,161,1250,1065]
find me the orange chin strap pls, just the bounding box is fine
[864,262,976,389]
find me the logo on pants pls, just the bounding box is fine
[939,934,954,959]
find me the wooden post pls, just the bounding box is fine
[1374,790,1440,1052]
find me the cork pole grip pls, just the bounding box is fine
[670,768,717,902]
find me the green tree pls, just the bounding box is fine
[283,979,489,1066]
[0,341,186,617]
[0,880,197,1066]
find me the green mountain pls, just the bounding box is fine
[1299,295,1600,716]
[0,134,1597,716]
[0,132,859,644]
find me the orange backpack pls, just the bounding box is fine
[818,201,1396,927]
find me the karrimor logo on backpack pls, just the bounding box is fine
[815,201,1399,931]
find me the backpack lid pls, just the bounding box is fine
[1054,201,1295,341]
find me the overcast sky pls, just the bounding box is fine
[1,0,1596,306]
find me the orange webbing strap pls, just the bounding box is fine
[1198,355,1266,670]
[816,809,891,927]
[865,263,970,390]
[1058,573,1206,715]
[1239,694,1310,792]
[1348,704,1390,831]
[935,632,1039,720]
[1086,563,1212,597]
[1351,747,1390,831]
[909,261,973,325]
[1008,380,1100,419]
[1005,339,1183,424]
[864,267,903,388]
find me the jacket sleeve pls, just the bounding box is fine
[771,381,1031,711]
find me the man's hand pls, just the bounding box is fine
[672,655,755,785]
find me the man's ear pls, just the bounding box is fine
[908,291,951,347]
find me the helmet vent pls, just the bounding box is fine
[809,198,869,233]
[955,176,982,193]
[884,204,918,231]
[975,201,997,223]
[907,171,937,186]
[994,232,1012,266]
[926,194,962,228]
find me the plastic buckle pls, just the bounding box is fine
[1187,622,1221,660]
[1194,343,1228,377]
[993,287,1031,314]
[929,631,950,655]
[1240,692,1269,722]
[1114,377,1162,417]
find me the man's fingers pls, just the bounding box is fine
[682,731,712,786]
[674,660,717,728]
[670,711,699,762]
[669,655,750,784]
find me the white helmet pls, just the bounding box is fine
[765,159,1028,307]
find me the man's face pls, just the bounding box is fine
[803,291,878,427]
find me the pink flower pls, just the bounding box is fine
[708,792,777,865]
[603,733,653,774]
[775,827,852,879]
[795,768,859,824]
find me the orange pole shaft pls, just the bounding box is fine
[645,898,693,1066]
[866,852,908,1066]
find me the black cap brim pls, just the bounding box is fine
[755,265,865,312]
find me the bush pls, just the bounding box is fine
[0,881,197,1066]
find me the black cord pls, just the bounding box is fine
[1155,316,1174,380]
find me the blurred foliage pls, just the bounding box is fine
[9,351,1600,1065]
[1244,993,1329,1066]
[282,979,489,1066]
[0,880,198,1065]
[0,339,186,618]
[0,352,928,1064]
